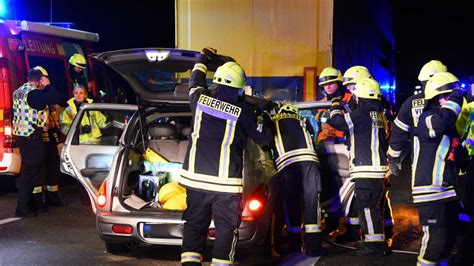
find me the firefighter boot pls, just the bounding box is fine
[33,193,49,213]
[46,191,68,207]
[304,233,327,257]
[287,233,302,254]
[336,224,361,243]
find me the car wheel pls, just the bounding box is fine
[105,242,136,254]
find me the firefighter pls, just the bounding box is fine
[179,48,272,265]
[328,77,388,256]
[68,53,92,95]
[332,65,374,243]
[454,84,474,265]
[272,103,325,256]
[413,72,466,265]
[316,67,352,144]
[13,66,60,217]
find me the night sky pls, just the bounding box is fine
[7,0,474,104]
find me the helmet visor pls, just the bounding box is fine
[319,75,339,84]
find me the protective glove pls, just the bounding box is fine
[201,47,217,61]
[388,162,401,176]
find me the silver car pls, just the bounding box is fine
[60,48,351,254]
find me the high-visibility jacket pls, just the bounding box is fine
[413,92,463,206]
[456,99,474,156]
[12,83,48,137]
[316,92,352,144]
[179,61,272,194]
[328,99,388,179]
[272,113,318,172]
[60,98,108,144]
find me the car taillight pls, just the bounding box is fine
[3,109,15,152]
[97,180,107,207]
[112,224,133,234]
[245,184,267,216]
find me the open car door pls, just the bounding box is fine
[60,103,137,213]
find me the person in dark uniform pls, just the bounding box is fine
[179,48,273,265]
[414,72,465,266]
[328,77,388,256]
[272,103,326,256]
[12,66,60,217]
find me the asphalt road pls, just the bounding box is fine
[0,177,420,265]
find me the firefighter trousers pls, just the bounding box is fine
[354,178,385,246]
[280,161,322,253]
[16,137,44,211]
[181,189,242,265]
[416,200,461,265]
[456,157,474,265]
[43,141,60,191]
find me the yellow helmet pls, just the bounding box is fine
[162,193,187,210]
[278,103,298,114]
[318,67,343,85]
[418,60,447,82]
[213,62,246,89]
[33,66,48,77]
[158,182,185,204]
[342,66,371,86]
[353,78,381,100]
[424,72,459,100]
[69,53,87,69]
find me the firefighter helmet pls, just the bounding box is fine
[279,103,298,114]
[33,66,49,77]
[69,53,87,69]
[342,66,371,86]
[318,67,343,85]
[213,62,246,89]
[162,193,187,210]
[418,60,447,82]
[424,72,459,100]
[353,78,381,100]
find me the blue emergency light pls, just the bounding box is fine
[0,0,7,18]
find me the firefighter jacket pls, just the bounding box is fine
[316,92,352,144]
[456,99,474,156]
[60,98,108,144]
[328,99,388,179]
[388,93,426,165]
[272,113,319,172]
[413,91,464,206]
[179,61,273,194]
[12,83,48,137]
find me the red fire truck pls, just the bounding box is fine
[0,20,98,177]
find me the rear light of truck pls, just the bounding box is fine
[3,108,14,152]
[97,180,107,207]
[112,224,133,234]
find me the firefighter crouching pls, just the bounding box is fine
[12,66,60,217]
[179,48,273,265]
[327,77,388,256]
[413,72,466,265]
[272,103,326,256]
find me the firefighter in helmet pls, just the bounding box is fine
[413,72,466,265]
[179,48,273,265]
[328,77,389,256]
[69,53,93,96]
[272,103,326,256]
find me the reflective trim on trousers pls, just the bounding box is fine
[33,186,43,194]
[211,258,233,265]
[304,224,321,233]
[364,233,384,242]
[47,185,58,192]
[181,252,203,263]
